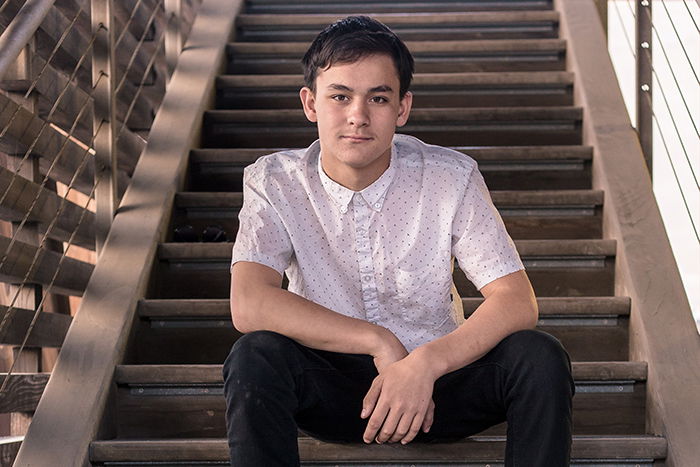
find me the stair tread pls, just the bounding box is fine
[228,38,567,55]
[138,296,631,319]
[114,361,647,384]
[175,190,603,208]
[190,145,593,165]
[218,71,574,88]
[90,435,666,461]
[157,239,616,260]
[245,1,554,14]
[206,106,582,122]
[236,11,560,26]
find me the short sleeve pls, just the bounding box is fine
[452,166,524,290]
[231,166,293,275]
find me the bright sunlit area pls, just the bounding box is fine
[608,0,699,332]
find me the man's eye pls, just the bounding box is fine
[331,95,348,102]
[371,96,388,103]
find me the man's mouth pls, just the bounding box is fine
[341,135,372,142]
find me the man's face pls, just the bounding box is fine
[299,54,412,189]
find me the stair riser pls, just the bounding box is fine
[227,57,566,75]
[132,318,628,364]
[171,208,602,242]
[216,88,573,109]
[245,3,553,15]
[204,126,582,148]
[150,259,615,299]
[188,162,593,192]
[113,382,645,438]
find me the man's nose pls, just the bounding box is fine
[347,100,369,127]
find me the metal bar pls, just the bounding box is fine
[91,0,117,255]
[636,0,653,174]
[0,0,56,82]
[165,0,183,80]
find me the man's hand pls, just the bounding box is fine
[361,350,437,445]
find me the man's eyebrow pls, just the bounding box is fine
[326,84,395,93]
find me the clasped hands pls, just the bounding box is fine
[361,341,438,445]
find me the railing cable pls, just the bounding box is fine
[657,0,699,83]
[114,0,147,49]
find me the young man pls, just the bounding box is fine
[225,16,574,467]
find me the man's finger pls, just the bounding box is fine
[361,377,383,419]
[389,413,415,443]
[400,411,424,445]
[363,402,389,443]
[374,408,402,444]
[421,398,435,433]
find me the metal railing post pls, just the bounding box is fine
[636,0,653,174]
[91,0,118,254]
[165,0,183,80]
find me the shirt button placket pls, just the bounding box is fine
[353,195,379,322]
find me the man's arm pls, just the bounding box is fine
[361,269,538,444]
[230,260,408,370]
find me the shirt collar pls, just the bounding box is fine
[317,143,397,214]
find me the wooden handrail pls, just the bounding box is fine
[554,1,700,465]
[12,0,243,464]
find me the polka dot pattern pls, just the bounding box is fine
[232,134,524,351]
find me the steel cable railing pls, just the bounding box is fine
[0,0,201,430]
[608,0,700,323]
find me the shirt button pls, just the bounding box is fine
[363,275,371,282]
[340,207,347,213]
[374,203,381,209]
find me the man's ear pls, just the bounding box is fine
[396,91,413,127]
[299,87,318,123]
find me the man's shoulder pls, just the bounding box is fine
[244,145,314,184]
[393,134,477,175]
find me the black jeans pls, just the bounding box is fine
[223,329,575,466]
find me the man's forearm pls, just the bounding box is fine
[412,270,538,380]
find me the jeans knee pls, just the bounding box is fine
[504,330,574,391]
[223,330,296,387]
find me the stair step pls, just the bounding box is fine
[172,190,603,240]
[188,145,592,191]
[227,39,567,74]
[134,296,629,364]
[91,436,667,464]
[217,71,574,108]
[111,362,646,438]
[204,107,582,147]
[236,11,559,42]
[244,0,554,15]
[151,239,615,299]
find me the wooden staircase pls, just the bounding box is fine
[18,0,700,465]
[83,1,669,465]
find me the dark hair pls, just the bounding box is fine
[301,16,415,98]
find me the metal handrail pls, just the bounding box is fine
[0,0,55,82]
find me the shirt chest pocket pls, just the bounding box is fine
[393,263,452,328]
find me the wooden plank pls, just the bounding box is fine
[0,305,71,347]
[554,1,700,465]
[139,296,630,319]
[13,1,244,465]
[114,361,646,384]
[0,234,92,296]
[0,164,95,250]
[0,436,23,467]
[0,374,49,413]
[89,435,667,462]
[244,1,554,14]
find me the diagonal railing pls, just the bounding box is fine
[0,0,202,462]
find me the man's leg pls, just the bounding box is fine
[222,330,377,467]
[424,329,575,466]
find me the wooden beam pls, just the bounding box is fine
[0,163,95,250]
[0,436,23,466]
[13,1,243,465]
[0,305,71,347]
[0,234,93,296]
[0,373,49,412]
[554,1,700,466]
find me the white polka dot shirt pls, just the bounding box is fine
[232,134,524,351]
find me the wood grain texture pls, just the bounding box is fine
[555,0,700,465]
[0,373,49,412]
[0,306,71,347]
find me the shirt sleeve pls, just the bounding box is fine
[231,165,293,275]
[451,165,524,290]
